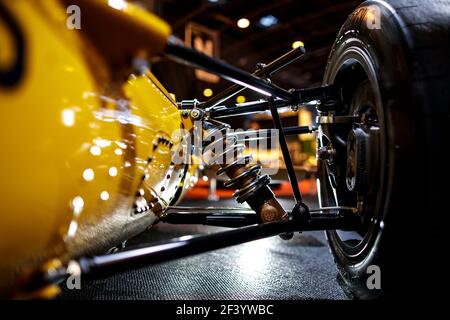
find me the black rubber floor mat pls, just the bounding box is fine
[58,198,347,300]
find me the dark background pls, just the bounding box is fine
[139,0,362,100]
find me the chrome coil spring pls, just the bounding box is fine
[203,122,271,203]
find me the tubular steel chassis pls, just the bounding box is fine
[30,39,361,289]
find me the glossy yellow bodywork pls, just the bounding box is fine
[0,0,189,295]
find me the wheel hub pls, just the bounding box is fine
[346,127,369,193]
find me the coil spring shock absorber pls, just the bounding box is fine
[202,119,287,223]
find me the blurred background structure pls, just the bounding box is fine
[140,0,362,97]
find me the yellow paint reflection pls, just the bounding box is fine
[94,138,111,148]
[82,168,95,181]
[62,109,75,127]
[108,167,118,177]
[100,191,110,201]
[71,196,84,216]
[90,145,102,156]
[67,221,78,237]
[108,0,127,10]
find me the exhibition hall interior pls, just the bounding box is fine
[0,0,447,304]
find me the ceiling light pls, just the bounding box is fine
[292,41,305,49]
[203,88,213,97]
[259,15,278,28]
[236,95,246,104]
[237,18,250,29]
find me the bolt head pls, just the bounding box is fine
[190,109,202,119]
[318,146,335,161]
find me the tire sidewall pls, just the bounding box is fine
[322,0,418,299]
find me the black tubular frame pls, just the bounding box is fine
[29,39,354,288]
[32,211,359,288]
[201,45,306,108]
[267,96,303,204]
[165,37,298,102]
[77,212,358,279]
[208,85,342,119]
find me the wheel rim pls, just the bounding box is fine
[320,44,387,262]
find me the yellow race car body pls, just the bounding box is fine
[0,0,191,296]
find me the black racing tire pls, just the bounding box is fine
[320,0,449,299]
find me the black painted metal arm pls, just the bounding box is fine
[28,210,358,289]
[208,85,342,119]
[202,46,306,108]
[161,210,259,227]
[165,37,298,103]
[78,212,357,278]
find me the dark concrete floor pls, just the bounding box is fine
[59,197,348,300]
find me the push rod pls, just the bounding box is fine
[267,97,303,203]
